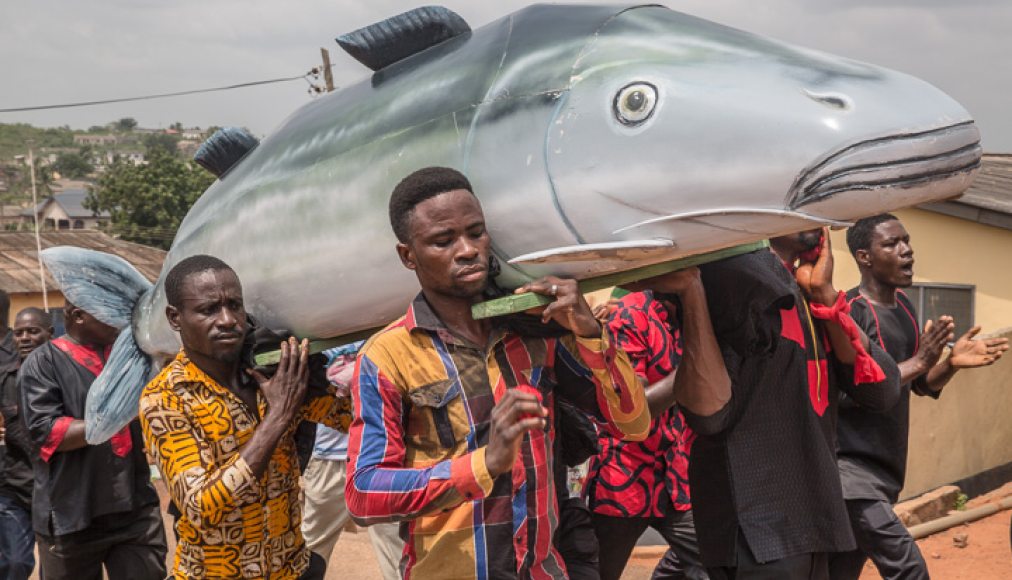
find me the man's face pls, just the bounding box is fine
[861,219,914,288]
[167,268,247,363]
[67,307,120,347]
[397,189,491,301]
[13,312,52,359]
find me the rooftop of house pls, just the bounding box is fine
[20,189,111,219]
[0,230,165,293]
[920,154,1012,230]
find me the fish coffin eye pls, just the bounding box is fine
[614,82,658,126]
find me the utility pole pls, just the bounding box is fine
[320,48,335,93]
[27,141,49,311]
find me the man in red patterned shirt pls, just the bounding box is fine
[585,290,706,580]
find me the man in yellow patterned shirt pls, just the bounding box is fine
[139,255,351,580]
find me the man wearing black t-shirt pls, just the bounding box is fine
[686,229,900,580]
[830,214,1009,580]
[20,302,167,579]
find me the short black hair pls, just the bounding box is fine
[15,306,53,328]
[0,289,9,328]
[389,167,474,243]
[165,255,235,308]
[846,213,899,256]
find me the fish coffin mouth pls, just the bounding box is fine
[789,121,982,208]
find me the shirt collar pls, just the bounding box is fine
[403,292,508,348]
[404,292,447,334]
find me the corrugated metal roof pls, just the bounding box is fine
[958,154,1012,214]
[0,231,165,294]
[919,154,1012,229]
[20,189,111,219]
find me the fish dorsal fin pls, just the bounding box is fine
[337,6,470,72]
[194,127,260,179]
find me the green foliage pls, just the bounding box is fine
[954,493,968,511]
[142,132,180,157]
[115,117,138,132]
[0,123,75,161]
[52,150,94,179]
[86,151,215,249]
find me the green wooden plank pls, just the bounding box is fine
[471,240,769,320]
[253,326,383,367]
[254,240,770,364]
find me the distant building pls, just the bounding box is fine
[0,230,165,332]
[177,139,202,158]
[181,128,205,140]
[20,189,110,230]
[73,134,118,146]
[0,205,24,229]
[96,151,146,166]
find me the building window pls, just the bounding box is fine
[902,283,975,338]
[73,219,84,229]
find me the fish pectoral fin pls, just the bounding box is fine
[613,208,852,235]
[508,239,675,265]
[337,6,471,72]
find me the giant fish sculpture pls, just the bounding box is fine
[44,4,981,442]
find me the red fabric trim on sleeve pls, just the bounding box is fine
[808,291,887,385]
[109,426,133,457]
[41,416,74,462]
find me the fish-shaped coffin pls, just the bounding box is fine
[56,4,979,443]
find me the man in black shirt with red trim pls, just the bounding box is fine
[830,214,1009,580]
[20,302,167,580]
[684,229,901,580]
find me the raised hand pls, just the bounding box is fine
[915,316,955,370]
[591,298,621,323]
[949,326,1010,368]
[795,227,838,306]
[484,389,547,477]
[515,276,601,338]
[248,337,310,425]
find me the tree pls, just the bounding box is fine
[143,132,180,157]
[86,151,215,249]
[52,150,94,179]
[170,122,183,131]
[115,117,138,132]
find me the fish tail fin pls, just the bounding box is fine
[85,327,153,443]
[40,247,155,443]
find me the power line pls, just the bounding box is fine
[0,67,334,113]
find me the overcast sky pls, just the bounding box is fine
[1,0,1008,150]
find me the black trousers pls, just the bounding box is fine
[36,503,167,580]
[828,499,929,580]
[555,497,601,580]
[592,508,707,580]
[707,531,829,580]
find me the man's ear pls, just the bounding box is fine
[166,305,181,332]
[855,248,872,269]
[397,242,417,271]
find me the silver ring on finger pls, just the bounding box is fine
[550,284,558,297]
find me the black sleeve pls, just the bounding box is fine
[700,251,796,359]
[1,372,33,456]
[910,375,939,399]
[18,346,67,450]
[684,251,794,435]
[836,340,902,412]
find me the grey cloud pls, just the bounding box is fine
[0,1,1007,150]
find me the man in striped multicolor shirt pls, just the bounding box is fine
[345,167,650,579]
